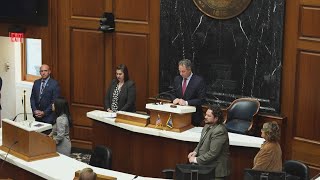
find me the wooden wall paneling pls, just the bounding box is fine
[114,33,148,111]
[294,51,320,140]
[115,0,149,21]
[71,29,105,106]
[71,0,105,17]
[282,0,320,174]
[281,0,300,160]
[292,138,320,167]
[57,0,71,99]
[300,6,320,39]
[148,0,160,98]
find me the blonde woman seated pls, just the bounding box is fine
[253,121,282,171]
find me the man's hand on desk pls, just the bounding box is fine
[173,98,188,106]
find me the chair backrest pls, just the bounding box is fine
[283,160,309,180]
[89,145,112,170]
[227,98,260,122]
[225,98,260,134]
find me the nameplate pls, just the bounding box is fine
[115,111,149,127]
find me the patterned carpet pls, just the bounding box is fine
[70,147,92,164]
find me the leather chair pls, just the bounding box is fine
[162,169,175,179]
[89,145,112,170]
[283,160,309,180]
[224,98,260,135]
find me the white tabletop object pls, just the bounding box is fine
[145,103,196,114]
[0,128,167,180]
[2,118,52,132]
[87,110,264,148]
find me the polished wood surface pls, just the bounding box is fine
[281,0,320,176]
[57,0,159,149]
[0,160,44,180]
[1,0,320,176]
[1,121,58,161]
[92,120,259,179]
[300,6,320,38]
[148,110,193,132]
[115,113,148,127]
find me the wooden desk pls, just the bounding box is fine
[311,173,320,180]
[88,110,264,179]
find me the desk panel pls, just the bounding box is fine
[92,119,260,179]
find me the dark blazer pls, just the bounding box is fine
[104,79,136,112]
[30,78,60,124]
[194,124,231,178]
[172,74,206,126]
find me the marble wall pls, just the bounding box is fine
[159,0,285,114]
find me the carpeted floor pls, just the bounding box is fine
[70,147,92,164]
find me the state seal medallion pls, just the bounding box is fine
[193,0,252,19]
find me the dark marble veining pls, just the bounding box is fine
[159,0,285,114]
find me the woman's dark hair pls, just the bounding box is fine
[53,97,72,126]
[116,64,129,82]
[208,105,224,124]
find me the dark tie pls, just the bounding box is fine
[40,80,45,98]
[182,78,187,96]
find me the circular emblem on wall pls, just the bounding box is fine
[193,0,252,19]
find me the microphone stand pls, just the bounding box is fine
[23,90,27,121]
[154,87,177,105]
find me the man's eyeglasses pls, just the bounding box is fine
[40,70,49,72]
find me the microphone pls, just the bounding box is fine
[154,87,178,104]
[0,141,18,170]
[23,90,27,121]
[12,113,33,121]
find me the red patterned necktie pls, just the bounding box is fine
[182,78,187,96]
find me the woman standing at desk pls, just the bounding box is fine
[104,64,136,112]
[49,97,72,156]
[253,121,282,171]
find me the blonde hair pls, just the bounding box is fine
[262,121,280,142]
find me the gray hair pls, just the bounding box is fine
[178,59,192,70]
[79,168,97,180]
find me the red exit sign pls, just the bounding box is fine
[9,32,24,42]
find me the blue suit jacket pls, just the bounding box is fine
[172,74,206,126]
[30,78,60,124]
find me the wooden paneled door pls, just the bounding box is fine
[57,0,159,149]
[282,0,320,176]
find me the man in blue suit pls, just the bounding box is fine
[172,59,206,126]
[30,64,60,124]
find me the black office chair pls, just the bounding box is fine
[224,98,260,135]
[283,160,309,180]
[162,169,175,179]
[89,145,112,170]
